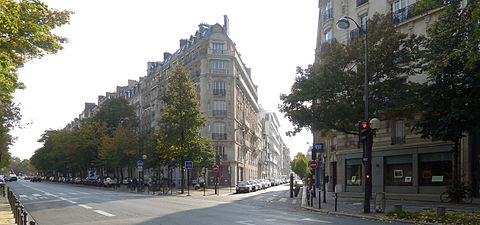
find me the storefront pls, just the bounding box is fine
[340,144,454,194]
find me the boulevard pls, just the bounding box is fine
[6,180,403,225]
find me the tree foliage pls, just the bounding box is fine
[0,0,72,162]
[155,66,213,192]
[280,14,425,135]
[290,152,309,180]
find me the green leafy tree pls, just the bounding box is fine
[0,0,72,161]
[280,14,425,135]
[155,66,213,193]
[90,97,136,136]
[290,152,310,180]
[414,0,480,186]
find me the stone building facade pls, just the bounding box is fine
[313,0,479,194]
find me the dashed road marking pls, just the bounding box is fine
[79,192,89,195]
[302,218,332,223]
[94,210,115,217]
[32,194,41,197]
[58,193,66,195]
[78,204,92,209]
[236,220,254,225]
[254,196,263,200]
[19,195,27,198]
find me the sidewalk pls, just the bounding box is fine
[301,188,480,222]
[0,195,14,225]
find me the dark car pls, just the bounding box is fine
[8,176,17,182]
[30,177,42,182]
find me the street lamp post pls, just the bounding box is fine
[336,16,372,213]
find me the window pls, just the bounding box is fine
[391,120,405,145]
[213,81,226,96]
[212,123,226,140]
[323,1,333,21]
[212,60,226,74]
[357,0,368,7]
[325,29,332,43]
[419,152,452,186]
[215,146,226,160]
[385,155,412,186]
[212,43,225,55]
[360,15,368,30]
[391,0,408,23]
[346,159,362,186]
[213,101,226,117]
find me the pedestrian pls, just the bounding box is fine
[132,177,138,191]
[307,178,312,191]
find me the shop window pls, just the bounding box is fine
[385,155,412,186]
[419,152,452,186]
[346,159,362,186]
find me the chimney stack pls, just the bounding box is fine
[224,15,230,36]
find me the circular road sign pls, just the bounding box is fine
[309,161,318,169]
[213,165,219,172]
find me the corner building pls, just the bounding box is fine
[142,16,261,186]
[314,0,479,195]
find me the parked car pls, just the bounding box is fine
[250,180,261,191]
[104,177,117,187]
[236,181,253,193]
[30,177,41,182]
[268,178,277,186]
[8,176,17,182]
[0,179,5,187]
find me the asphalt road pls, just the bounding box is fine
[6,180,404,225]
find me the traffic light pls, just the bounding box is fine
[311,147,317,161]
[358,121,371,143]
[365,174,371,180]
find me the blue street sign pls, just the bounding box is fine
[137,160,143,167]
[185,161,193,169]
[314,143,324,153]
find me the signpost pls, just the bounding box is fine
[185,161,193,196]
[213,165,219,195]
[314,143,324,153]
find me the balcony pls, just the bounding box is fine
[213,89,226,96]
[392,0,448,25]
[357,0,368,7]
[208,48,231,56]
[210,68,229,74]
[213,110,227,117]
[322,8,333,22]
[212,133,227,140]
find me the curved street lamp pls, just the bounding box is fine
[336,16,372,214]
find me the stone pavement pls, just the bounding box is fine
[301,187,480,222]
[0,195,14,225]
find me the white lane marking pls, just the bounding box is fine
[67,200,77,204]
[79,192,89,195]
[78,204,92,209]
[236,221,254,225]
[94,210,115,217]
[32,194,41,197]
[265,219,277,222]
[265,196,275,201]
[279,198,287,202]
[292,199,297,204]
[254,196,263,200]
[302,218,332,223]
[352,202,362,206]
[70,192,79,195]
[19,195,27,198]
[58,193,66,195]
[59,197,67,201]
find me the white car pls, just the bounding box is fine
[236,181,253,193]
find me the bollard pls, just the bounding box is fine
[318,189,321,209]
[334,193,338,212]
[290,174,294,198]
[436,207,445,217]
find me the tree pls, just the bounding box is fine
[0,0,72,161]
[280,14,425,136]
[414,0,480,185]
[290,152,309,180]
[90,97,136,136]
[155,66,213,193]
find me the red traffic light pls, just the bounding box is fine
[361,122,370,129]
[366,174,371,179]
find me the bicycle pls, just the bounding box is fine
[440,183,473,203]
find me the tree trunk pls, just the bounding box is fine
[453,138,460,184]
[181,164,185,194]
